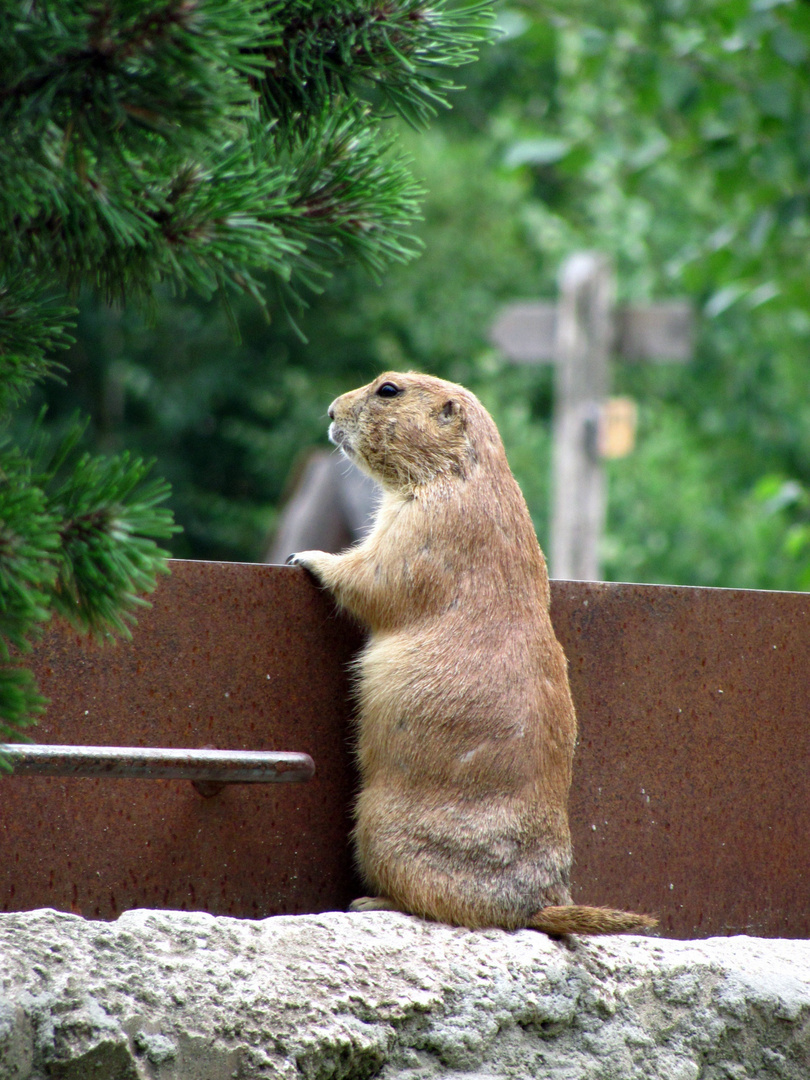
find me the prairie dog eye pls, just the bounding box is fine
[376,382,402,398]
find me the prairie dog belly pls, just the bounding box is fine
[352,620,575,927]
[352,735,573,928]
[354,618,552,797]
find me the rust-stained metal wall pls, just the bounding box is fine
[552,581,809,939]
[1,561,807,938]
[0,561,364,921]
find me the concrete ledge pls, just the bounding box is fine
[0,909,808,1079]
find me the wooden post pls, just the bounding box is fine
[490,252,693,581]
[551,252,614,581]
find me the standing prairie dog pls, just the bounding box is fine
[288,371,655,935]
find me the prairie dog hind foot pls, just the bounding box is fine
[349,895,401,913]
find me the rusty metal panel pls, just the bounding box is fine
[0,560,364,920]
[1,564,808,939]
[553,581,810,940]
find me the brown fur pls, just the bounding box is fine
[288,372,655,935]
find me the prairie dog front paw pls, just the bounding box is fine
[285,549,336,582]
[286,549,323,566]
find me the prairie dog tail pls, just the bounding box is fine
[528,905,657,935]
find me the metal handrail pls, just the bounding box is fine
[0,744,315,795]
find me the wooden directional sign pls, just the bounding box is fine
[491,299,693,365]
[490,253,694,581]
[490,302,558,363]
[615,302,693,363]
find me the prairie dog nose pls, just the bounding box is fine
[328,402,336,420]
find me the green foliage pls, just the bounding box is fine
[0,444,59,736]
[0,420,178,742]
[0,0,495,739]
[476,0,810,590]
[42,431,178,639]
[0,280,74,414]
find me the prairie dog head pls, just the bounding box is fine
[328,371,497,491]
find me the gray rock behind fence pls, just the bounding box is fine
[0,908,808,1080]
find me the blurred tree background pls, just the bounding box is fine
[22,0,810,590]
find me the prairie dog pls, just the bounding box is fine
[288,371,655,935]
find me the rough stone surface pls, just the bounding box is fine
[0,908,808,1079]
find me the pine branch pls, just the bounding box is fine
[0,1,495,310]
[34,426,180,640]
[0,1,276,152]
[0,418,179,739]
[0,278,74,413]
[0,438,61,742]
[0,442,60,652]
[280,104,425,281]
[261,0,496,136]
[0,106,428,311]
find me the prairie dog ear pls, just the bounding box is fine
[438,398,463,424]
